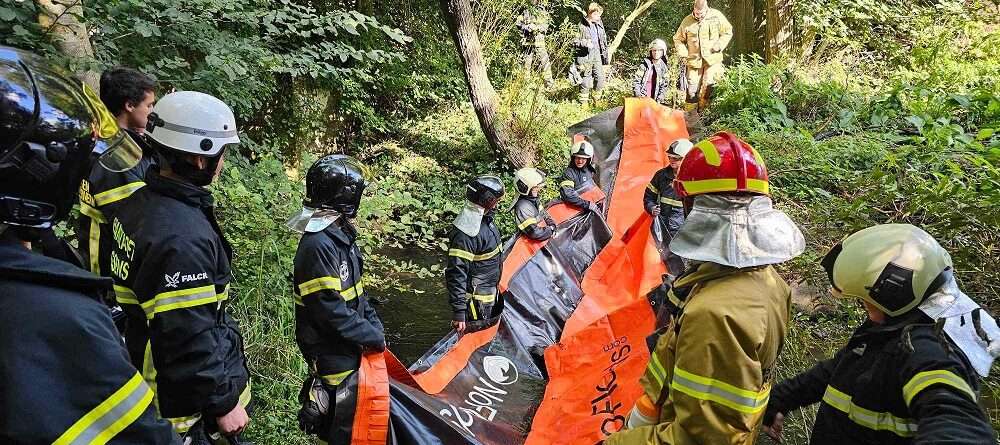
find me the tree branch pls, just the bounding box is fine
[607,0,657,64]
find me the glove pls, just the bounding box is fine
[543,215,556,227]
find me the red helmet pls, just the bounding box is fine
[673,132,769,199]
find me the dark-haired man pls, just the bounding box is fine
[77,68,157,322]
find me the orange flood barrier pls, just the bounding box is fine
[354,98,690,444]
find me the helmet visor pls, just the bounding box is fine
[81,83,143,172]
[94,130,143,172]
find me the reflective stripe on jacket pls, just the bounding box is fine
[560,165,598,210]
[446,219,503,322]
[0,241,179,444]
[607,262,791,445]
[767,314,995,444]
[110,170,249,426]
[293,222,384,380]
[512,196,554,241]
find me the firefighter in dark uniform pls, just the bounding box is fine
[77,67,157,278]
[0,46,178,444]
[763,224,997,445]
[288,155,385,443]
[109,91,251,442]
[512,167,556,241]
[643,139,692,238]
[447,176,505,334]
[560,140,602,214]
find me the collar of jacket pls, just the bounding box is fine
[323,221,357,246]
[852,311,933,340]
[123,127,156,160]
[0,240,112,294]
[146,169,214,208]
[669,262,760,308]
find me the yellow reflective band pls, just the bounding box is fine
[902,370,975,407]
[659,197,682,207]
[93,182,145,207]
[142,285,219,319]
[114,285,140,305]
[467,292,497,303]
[560,180,576,188]
[646,183,659,194]
[695,139,722,166]
[53,372,154,445]
[293,292,305,306]
[141,341,157,411]
[667,288,683,308]
[468,299,478,320]
[646,353,668,390]
[670,366,770,414]
[166,413,201,434]
[745,178,769,194]
[239,382,252,408]
[79,202,106,224]
[680,178,738,194]
[748,145,765,165]
[339,281,364,302]
[298,276,342,296]
[88,218,101,275]
[320,370,355,386]
[448,245,501,262]
[822,385,916,437]
[518,217,539,231]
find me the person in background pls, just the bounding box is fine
[574,2,609,105]
[763,224,996,445]
[0,45,178,445]
[560,139,602,214]
[446,176,506,333]
[288,155,386,444]
[517,0,554,88]
[643,138,692,278]
[633,39,671,104]
[607,132,804,445]
[673,0,732,109]
[512,167,557,241]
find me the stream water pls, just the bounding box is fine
[372,246,453,365]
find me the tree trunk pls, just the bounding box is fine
[764,0,794,61]
[606,0,658,65]
[723,0,764,59]
[35,0,99,90]
[441,0,531,168]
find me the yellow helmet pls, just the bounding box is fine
[821,224,953,317]
[514,167,546,195]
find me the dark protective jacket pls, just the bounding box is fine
[766,314,995,444]
[512,196,554,241]
[293,222,384,385]
[633,58,670,103]
[77,128,156,278]
[445,214,503,322]
[575,17,609,64]
[517,6,550,47]
[0,240,179,444]
[109,170,250,431]
[559,164,599,210]
[643,167,685,237]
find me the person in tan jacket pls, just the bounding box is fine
[605,132,804,445]
[673,0,732,108]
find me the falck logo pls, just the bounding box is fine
[483,355,518,385]
[164,272,181,288]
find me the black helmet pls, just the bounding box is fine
[466,175,505,209]
[304,154,367,218]
[0,46,141,231]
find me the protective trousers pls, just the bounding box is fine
[523,44,553,86]
[577,57,606,104]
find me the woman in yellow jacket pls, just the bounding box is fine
[606,133,804,445]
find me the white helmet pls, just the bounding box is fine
[667,138,693,158]
[571,140,594,159]
[147,91,239,157]
[514,167,546,195]
[649,39,667,53]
